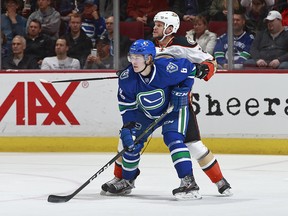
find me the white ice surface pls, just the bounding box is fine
[0,153,288,216]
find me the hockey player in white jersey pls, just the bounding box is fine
[152,11,232,195]
[108,39,202,200]
[101,11,232,197]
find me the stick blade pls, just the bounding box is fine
[39,79,51,84]
[47,194,72,203]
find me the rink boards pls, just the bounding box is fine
[0,70,287,154]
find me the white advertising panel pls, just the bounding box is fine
[0,71,287,138]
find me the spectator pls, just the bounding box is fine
[126,0,169,36]
[84,34,113,69]
[81,0,106,40]
[22,0,37,18]
[26,0,61,40]
[186,15,217,55]
[104,15,132,68]
[1,35,38,70]
[1,32,9,59]
[213,12,254,69]
[53,0,86,36]
[1,0,27,55]
[98,0,113,18]
[66,13,93,68]
[25,19,55,68]
[241,0,275,8]
[242,0,271,34]
[209,0,243,21]
[244,10,288,69]
[41,37,80,69]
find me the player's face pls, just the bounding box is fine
[128,54,146,73]
[153,21,164,38]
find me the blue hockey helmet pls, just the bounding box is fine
[128,39,156,60]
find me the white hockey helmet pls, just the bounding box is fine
[154,11,180,34]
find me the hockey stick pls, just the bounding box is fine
[47,105,174,203]
[40,76,118,84]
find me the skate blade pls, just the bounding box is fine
[221,188,233,197]
[174,191,202,201]
[102,189,132,196]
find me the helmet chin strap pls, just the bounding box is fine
[159,27,173,42]
[136,63,149,74]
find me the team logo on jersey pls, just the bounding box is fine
[166,62,178,73]
[137,89,165,110]
[187,37,197,45]
[119,69,129,80]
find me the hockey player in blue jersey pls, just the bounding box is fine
[102,11,232,197]
[107,39,201,200]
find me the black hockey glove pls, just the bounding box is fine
[195,63,209,79]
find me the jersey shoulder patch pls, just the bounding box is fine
[119,68,130,80]
[166,62,178,73]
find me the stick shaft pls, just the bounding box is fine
[47,106,173,203]
[50,76,118,83]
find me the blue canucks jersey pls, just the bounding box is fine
[118,58,196,124]
[214,31,254,65]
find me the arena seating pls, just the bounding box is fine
[120,21,145,41]
[119,21,227,40]
[176,21,227,37]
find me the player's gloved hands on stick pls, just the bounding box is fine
[170,87,190,112]
[120,127,136,152]
[195,63,209,79]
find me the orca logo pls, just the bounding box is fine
[137,89,165,110]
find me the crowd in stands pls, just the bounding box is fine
[1,0,288,70]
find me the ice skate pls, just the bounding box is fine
[216,178,233,196]
[100,177,121,195]
[107,179,135,195]
[172,175,202,200]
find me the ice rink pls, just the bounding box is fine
[1,152,288,216]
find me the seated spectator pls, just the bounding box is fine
[213,12,254,69]
[1,35,38,70]
[104,15,132,68]
[244,10,288,69]
[26,0,61,40]
[66,13,93,68]
[1,32,8,59]
[242,0,271,34]
[209,0,243,21]
[25,19,55,68]
[41,37,80,70]
[1,0,27,54]
[186,15,217,55]
[22,0,37,18]
[54,0,85,36]
[81,0,106,41]
[240,0,274,8]
[84,34,113,69]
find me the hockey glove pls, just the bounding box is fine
[201,60,217,81]
[170,87,190,112]
[120,128,136,152]
[195,63,209,79]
